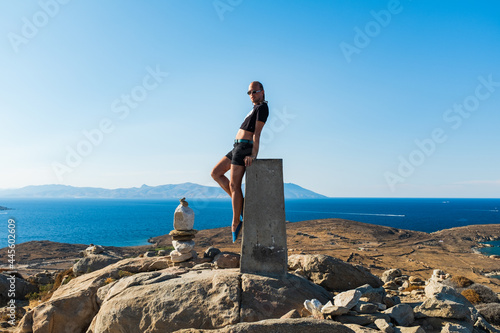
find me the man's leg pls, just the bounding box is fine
[230,164,245,232]
[211,157,232,197]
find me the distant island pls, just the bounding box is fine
[0,206,11,210]
[0,182,327,200]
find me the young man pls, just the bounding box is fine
[211,81,269,242]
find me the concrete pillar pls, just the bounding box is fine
[240,159,287,277]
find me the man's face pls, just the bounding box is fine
[248,83,264,105]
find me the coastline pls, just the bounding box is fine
[2,197,499,247]
[2,218,500,291]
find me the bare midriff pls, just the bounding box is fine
[235,129,254,141]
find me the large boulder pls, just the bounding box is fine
[90,270,333,332]
[88,269,240,332]
[18,257,337,333]
[240,273,332,322]
[414,281,478,323]
[17,256,173,333]
[288,254,383,291]
[72,253,123,277]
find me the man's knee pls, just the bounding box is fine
[211,165,225,180]
[210,168,219,180]
[229,181,242,193]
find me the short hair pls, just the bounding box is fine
[252,81,264,91]
[251,81,265,101]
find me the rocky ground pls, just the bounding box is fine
[1,219,500,332]
[2,219,500,292]
[154,219,500,292]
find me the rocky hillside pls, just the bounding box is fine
[5,247,500,333]
[153,219,500,291]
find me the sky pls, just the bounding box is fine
[1,0,499,198]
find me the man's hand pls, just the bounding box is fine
[244,155,256,167]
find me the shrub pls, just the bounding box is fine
[62,275,73,285]
[118,270,134,278]
[469,284,499,303]
[53,268,75,290]
[39,284,53,293]
[26,291,40,302]
[476,303,500,325]
[36,268,75,303]
[461,289,481,304]
[404,285,424,292]
[25,283,55,303]
[449,275,474,288]
[105,277,116,285]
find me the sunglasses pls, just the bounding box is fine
[247,90,262,95]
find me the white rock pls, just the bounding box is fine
[304,299,323,313]
[334,289,362,309]
[170,249,193,263]
[85,244,105,255]
[172,240,195,254]
[321,301,350,316]
[173,198,194,231]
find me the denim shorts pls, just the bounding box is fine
[225,142,253,166]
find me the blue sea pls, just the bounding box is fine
[0,198,499,251]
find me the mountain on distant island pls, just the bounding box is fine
[0,183,327,199]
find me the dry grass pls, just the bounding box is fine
[462,289,481,304]
[404,285,425,292]
[105,277,116,285]
[450,275,474,288]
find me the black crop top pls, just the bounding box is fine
[239,102,269,132]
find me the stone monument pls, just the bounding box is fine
[169,198,198,263]
[240,159,288,277]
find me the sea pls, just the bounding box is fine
[1,198,499,253]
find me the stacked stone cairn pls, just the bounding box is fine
[169,198,198,263]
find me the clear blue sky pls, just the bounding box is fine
[1,0,499,198]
